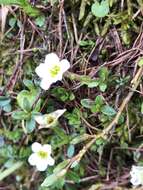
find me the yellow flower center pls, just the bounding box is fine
[49,65,60,77]
[38,151,48,159]
[47,116,54,124]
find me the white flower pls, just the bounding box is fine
[28,142,55,171]
[35,109,66,129]
[130,165,143,186]
[35,53,70,90]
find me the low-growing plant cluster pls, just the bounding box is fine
[0,0,143,190]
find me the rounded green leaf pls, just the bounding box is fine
[91,0,109,18]
[101,105,116,116]
[81,99,93,108]
[67,144,75,158]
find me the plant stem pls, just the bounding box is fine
[0,161,23,181]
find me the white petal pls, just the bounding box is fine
[36,160,49,171]
[45,53,59,66]
[35,115,45,125]
[35,63,48,78]
[41,144,52,154]
[51,109,66,120]
[47,156,55,166]
[130,177,141,186]
[60,59,70,73]
[40,79,52,90]
[28,153,38,166]
[32,142,42,153]
[52,73,63,82]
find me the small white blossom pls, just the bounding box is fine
[130,165,143,186]
[35,53,70,90]
[28,142,55,171]
[35,109,66,129]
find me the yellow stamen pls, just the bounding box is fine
[38,151,48,159]
[47,116,54,124]
[49,65,60,77]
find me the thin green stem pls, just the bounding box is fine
[0,161,24,181]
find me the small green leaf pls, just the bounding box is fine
[9,18,17,27]
[53,160,70,173]
[41,173,59,187]
[51,87,75,102]
[101,105,116,116]
[53,126,69,141]
[81,99,93,108]
[0,96,11,107]
[79,40,95,47]
[41,170,67,187]
[91,96,104,113]
[35,16,45,27]
[138,57,143,67]
[91,0,109,18]
[23,79,35,90]
[5,129,22,143]
[26,118,36,133]
[17,87,40,111]
[95,95,104,105]
[67,144,75,158]
[66,170,80,183]
[82,80,99,88]
[3,104,11,112]
[99,67,109,81]
[88,80,99,88]
[23,97,31,112]
[99,83,107,92]
[12,111,29,120]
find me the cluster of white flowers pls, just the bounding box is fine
[28,53,69,171]
[28,54,143,179]
[28,109,66,171]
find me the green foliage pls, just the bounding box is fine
[81,67,109,92]
[81,98,93,108]
[0,0,40,17]
[51,87,75,102]
[1,0,143,189]
[0,96,11,112]
[79,40,95,47]
[4,129,23,143]
[8,18,17,28]
[0,0,21,5]
[91,95,104,113]
[0,144,17,160]
[35,16,46,27]
[67,144,75,158]
[65,108,81,129]
[81,95,104,113]
[91,0,109,18]
[41,169,67,187]
[101,105,116,116]
[12,80,41,133]
[138,57,143,67]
